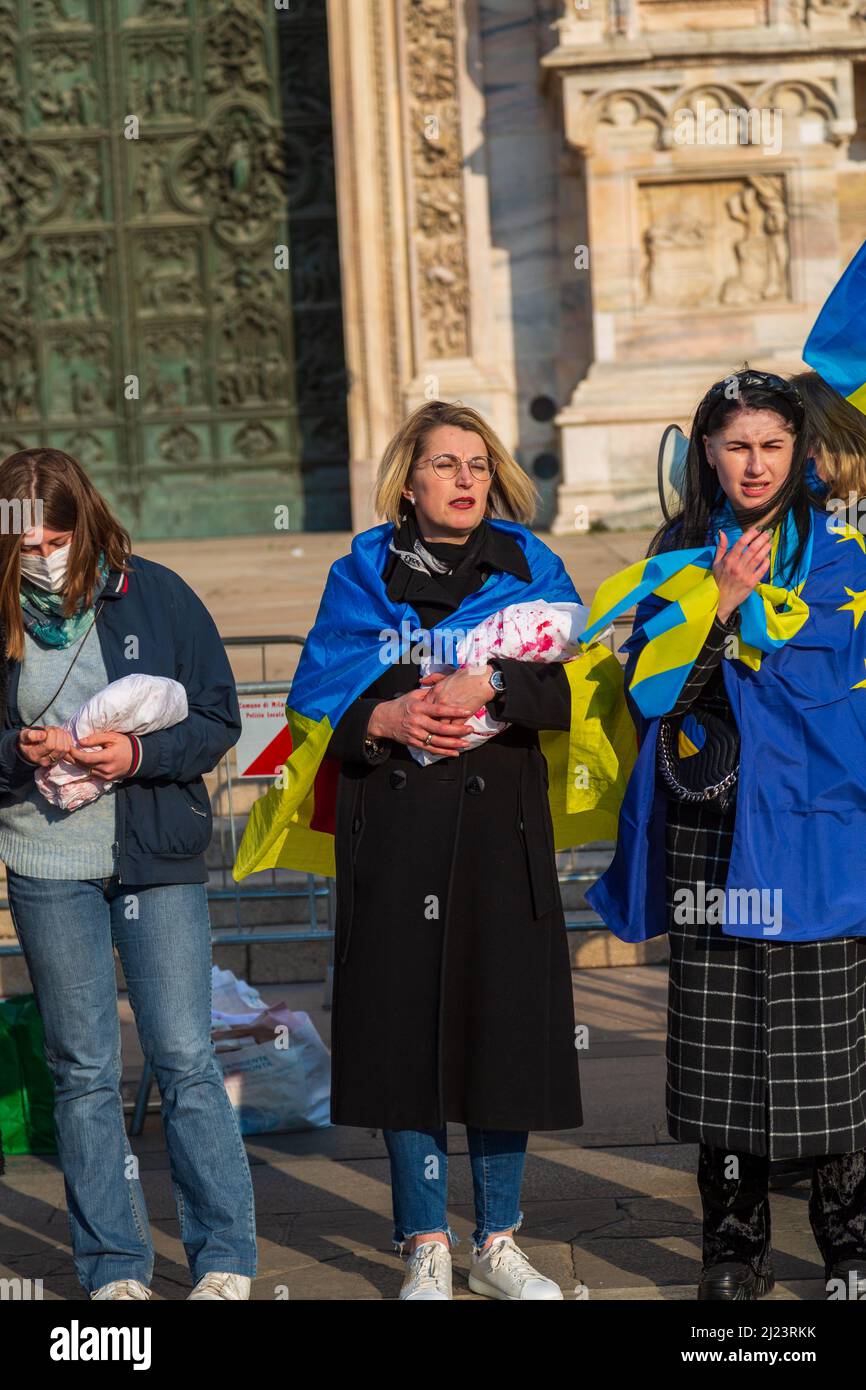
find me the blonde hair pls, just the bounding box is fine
[0,448,131,661]
[789,370,866,498]
[373,400,538,527]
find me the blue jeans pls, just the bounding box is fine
[7,871,257,1292]
[383,1126,528,1254]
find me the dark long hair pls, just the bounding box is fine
[649,369,823,579]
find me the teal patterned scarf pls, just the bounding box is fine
[19,554,111,649]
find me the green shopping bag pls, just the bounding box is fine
[0,994,57,1155]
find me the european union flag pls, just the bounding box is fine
[804,238,866,415]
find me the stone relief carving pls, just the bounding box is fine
[721,177,788,305]
[0,0,337,527]
[132,148,169,217]
[137,0,188,19]
[50,332,112,416]
[403,0,470,358]
[232,420,280,457]
[596,90,666,148]
[204,2,270,96]
[0,315,39,421]
[32,0,85,26]
[640,176,790,309]
[135,231,203,313]
[214,265,290,409]
[0,126,62,259]
[65,145,103,220]
[127,38,195,120]
[157,424,201,463]
[0,21,18,121]
[30,42,99,128]
[62,429,106,464]
[37,236,109,319]
[144,330,205,411]
[172,103,286,246]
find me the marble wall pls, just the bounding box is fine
[326,0,865,533]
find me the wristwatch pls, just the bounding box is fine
[488,665,506,694]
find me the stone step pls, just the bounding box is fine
[0,838,623,994]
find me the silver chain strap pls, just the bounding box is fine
[657,717,739,803]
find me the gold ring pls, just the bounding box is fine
[425,732,433,745]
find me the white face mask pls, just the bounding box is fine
[19,541,72,593]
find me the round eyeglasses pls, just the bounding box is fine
[413,453,497,481]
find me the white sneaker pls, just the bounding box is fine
[187,1272,252,1300]
[90,1280,152,1301]
[399,1241,453,1300]
[469,1236,563,1300]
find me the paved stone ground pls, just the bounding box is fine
[0,530,829,1300]
[0,969,828,1301]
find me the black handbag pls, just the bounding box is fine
[657,704,740,813]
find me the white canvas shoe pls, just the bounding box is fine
[399,1241,453,1300]
[90,1280,152,1300]
[469,1236,563,1300]
[187,1273,252,1300]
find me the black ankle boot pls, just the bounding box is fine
[698,1260,775,1301]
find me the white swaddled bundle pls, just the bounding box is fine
[410,599,591,767]
[35,674,189,810]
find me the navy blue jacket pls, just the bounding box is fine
[0,556,241,886]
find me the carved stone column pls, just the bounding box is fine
[327,0,512,532]
[544,0,862,531]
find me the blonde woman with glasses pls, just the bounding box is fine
[233,400,632,1300]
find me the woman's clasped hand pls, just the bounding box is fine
[16,726,136,778]
[366,678,480,757]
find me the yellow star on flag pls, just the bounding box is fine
[828,521,866,556]
[838,587,866,629]
[853,660,866,691]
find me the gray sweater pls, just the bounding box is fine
[0,623,118,879]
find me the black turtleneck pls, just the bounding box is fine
[384,516,507,628]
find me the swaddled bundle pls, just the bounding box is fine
[35,674,189,810]
[410,599,591,767]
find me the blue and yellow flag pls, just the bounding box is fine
[804,237,866,416]
[587,504,866,944]
[577,500,812,717]
[233,519,637,880]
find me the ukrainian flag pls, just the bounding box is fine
[578,504,812,718]
[804,237,866,415]
[233,519,637,881]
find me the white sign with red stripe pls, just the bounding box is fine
[236,696,292,778]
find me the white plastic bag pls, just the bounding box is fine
[211,968,331,1133]
[410,599,591,766]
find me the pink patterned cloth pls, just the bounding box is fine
[35,674,188,811]
[410,599,590,766]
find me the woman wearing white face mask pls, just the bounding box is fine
[0,448,257,1301]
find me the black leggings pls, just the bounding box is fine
[698,1144,866,1278]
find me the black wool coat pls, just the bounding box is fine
[326,520,582,1132]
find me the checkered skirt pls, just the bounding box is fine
[664,687,866,1161]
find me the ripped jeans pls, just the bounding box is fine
[383,1126,528,1254]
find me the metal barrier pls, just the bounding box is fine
[0,618,637,1131]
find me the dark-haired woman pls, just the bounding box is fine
[0,448,257,1300]
[589,370,866,1301]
